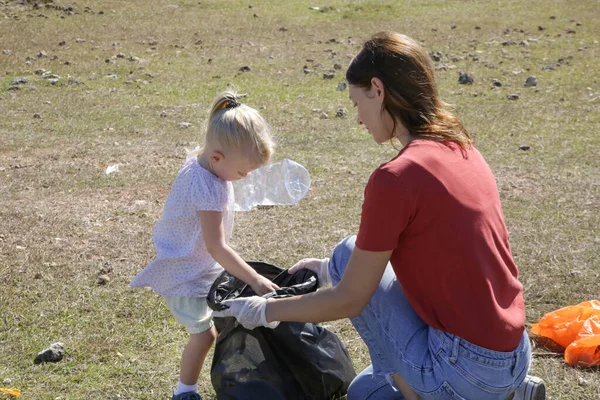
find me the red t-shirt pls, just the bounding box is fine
[356,140,525,351]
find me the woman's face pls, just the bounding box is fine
[348,83,394,144]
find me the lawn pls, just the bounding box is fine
[1,0,598,398]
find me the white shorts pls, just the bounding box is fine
[163,296,214,335]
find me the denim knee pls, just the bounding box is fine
[329,235,356,285]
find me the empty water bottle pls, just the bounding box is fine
[233,159,311,211]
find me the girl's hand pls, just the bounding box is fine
[250,275,279,296]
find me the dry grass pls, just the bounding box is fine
[1,0,599,399]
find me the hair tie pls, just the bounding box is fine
[221,98,241,110]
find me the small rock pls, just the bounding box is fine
[35,69,46,75]
[323,73,335,79]
[239,65,252,72]
[524,76,537,87]
[566,29,576,34]
[116,52,126,58]
[97,275,110,285]
[507,94,520,100]
[58,41,66,46]
[11,77,29,85]
[492,79,502,87]
[179,122,192,128]
[160,110,167,117]
[278,26,288,32]
[34,272,43,279]
[333,63,342,70]
[337,82,347,91]
[2,50,12,55]
[303,68,313,74]
[570,269,583,277]
[519,145,530,151]
[458,72,473,85]
[33,113,41,119]
[319,112,328,119]
[578,376,590,386]
[3,378,12,384]
[538,26,546,31]
[335,108,348,118]
[37,51,48,58]
[34,343,64,364]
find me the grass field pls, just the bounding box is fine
[1,0,599,398]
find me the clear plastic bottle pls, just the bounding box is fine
[233,159,311,211]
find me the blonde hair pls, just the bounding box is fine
[201,90,274,166]
[346,32,472,149]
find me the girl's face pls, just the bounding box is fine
[210,150,259,182]
[349,83,395,144]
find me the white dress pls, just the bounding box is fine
[130,155,234,297]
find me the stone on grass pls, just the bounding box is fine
[519,145,530,151]
[97,274,110,285]
[525,76,537,87]
[336,108,348,118]
[458,72,473,85]
[337,82,347,91]
[160,110,167,117]
[507,94,520,100]
[323,73,335,80]
[179,122,192,129]
[11,77,29,85]
[492,79,502,87]
[319,112,328,119]
[34,342,64,364]
[239,65,252,72]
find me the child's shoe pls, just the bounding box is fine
[513,375,546,400]
[171,392,202,400]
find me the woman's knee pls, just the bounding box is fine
[329,235,357,285]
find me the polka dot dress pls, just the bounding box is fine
[130,155,234,297]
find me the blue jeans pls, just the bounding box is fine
[329,236,531,400]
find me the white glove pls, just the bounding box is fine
[212,296,279,330]
[288,257,331,288]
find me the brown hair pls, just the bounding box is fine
[346,32,472,148]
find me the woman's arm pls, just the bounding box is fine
[266,246,392,323]
[200,210,279,294]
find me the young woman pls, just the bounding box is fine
[214,32,545,400]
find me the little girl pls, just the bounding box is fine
[130,90,279,400]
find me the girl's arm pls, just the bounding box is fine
[266,246,392,323]
[200,210,279,295]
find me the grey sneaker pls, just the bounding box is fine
[513,375,546,400]
[171,392,202,400]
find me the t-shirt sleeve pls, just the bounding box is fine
[190,173,229,212]
[356,168,413,252]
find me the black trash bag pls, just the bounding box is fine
[207,261,356,400]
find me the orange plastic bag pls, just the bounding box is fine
[531,300,600,367]
[0,387,21,396]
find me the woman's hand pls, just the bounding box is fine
[249,274,279,296]
[212,296,279,330]
[288,258,331,288]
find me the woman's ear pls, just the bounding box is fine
[370,77,385,101]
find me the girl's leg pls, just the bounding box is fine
[179,326,217,385]
[329,236,430,398]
